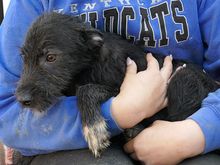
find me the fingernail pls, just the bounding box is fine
[183,64,186,68]
[126,57,132,65]
[169,54,173,61]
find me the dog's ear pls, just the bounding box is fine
[69,17,104,51]
[81,31,104,52]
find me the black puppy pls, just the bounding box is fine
[16,11,219,159]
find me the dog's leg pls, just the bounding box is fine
[123,124,145,142]
[76,84,119,157]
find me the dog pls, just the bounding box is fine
[15,11,219,162]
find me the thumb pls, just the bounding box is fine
[125,57,137,75]
[124,138,135,154]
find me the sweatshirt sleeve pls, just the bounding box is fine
[198,0,220,81]
[188,88,220,154]
[186,0,220,154]
[0,0,123,156]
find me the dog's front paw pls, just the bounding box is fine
[83,120,110,157]
[123,124,145,141]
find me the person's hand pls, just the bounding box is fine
[124,120,205,165]
[111,53,173,129]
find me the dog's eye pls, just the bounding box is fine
[46,54,56,62]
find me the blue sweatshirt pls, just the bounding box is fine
[0,0,220,156]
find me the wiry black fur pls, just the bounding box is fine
[15,12,219,164]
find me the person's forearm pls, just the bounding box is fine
[111,96,147,129]
[188,88,220,154]
[178,119,205,159]
[123,119,205,164]
[0,96,123,156]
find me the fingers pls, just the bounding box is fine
[124,141,139,161]
[167,64,186,84]
[123,138,135,154]
[130,152,139,161]
[160,55,173,81]
[124,139,139,161]
[125,57,137,75]
[146,53,160,71]
[126,53,173,78]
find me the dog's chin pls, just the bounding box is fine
[18,96,59,112]
[19,103,48,112]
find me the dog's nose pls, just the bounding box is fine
[16,94,33,107]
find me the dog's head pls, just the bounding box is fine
[15,12,105,111]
